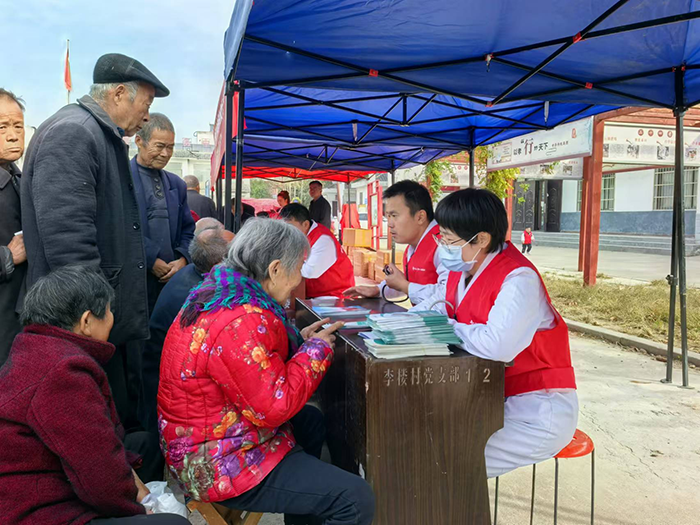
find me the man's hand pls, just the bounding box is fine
[132,469,150,504]
[159,257,187,283]
[343,285,380,298]
[8,234,26,265]
[152,258,170,279]
[383,263,409,294]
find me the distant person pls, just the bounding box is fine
[308,180,332,229]
[521,227,534,254]
[0,266,188,524]
[280,203,355,298]
[277,190,291,208]
[133,113,195,315]
[0,89,27,365]
[185,175,217,219]
[139,227,234,435]
[21,52,169,430]
[231,199,256,226]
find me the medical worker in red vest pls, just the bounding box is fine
[279,203,355,298]
[344,180,446,304]
[413,188,578,478]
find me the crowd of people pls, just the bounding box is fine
[1,50,577,524]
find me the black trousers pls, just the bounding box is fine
[89,514,189,525]
[124,430,165,484]
[522,243,532,254]
[219,406,375,525]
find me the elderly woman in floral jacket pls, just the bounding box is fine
[158,219,375,525]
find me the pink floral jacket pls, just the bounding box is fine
[157,304,333,501]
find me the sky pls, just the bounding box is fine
[1,0,233,139]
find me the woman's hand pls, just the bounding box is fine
[301,318,331,341]
[309,321,345,349]
[132,469,150,503]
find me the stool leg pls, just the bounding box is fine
[553,458,559,525]
[494,476,499,525]
[530,464,537,525]
[591,449,596,525]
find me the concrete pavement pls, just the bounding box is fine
[526,245,700,287]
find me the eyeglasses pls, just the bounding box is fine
[433,233,479,250]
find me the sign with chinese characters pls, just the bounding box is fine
[602,122,700,167]
[383,365,492,387]
[518,158,584,180]
[487,117,593,171]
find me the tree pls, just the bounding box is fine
[419,160,455,202]
[250,179,273,199]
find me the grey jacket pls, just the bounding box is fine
[21,95,149,345]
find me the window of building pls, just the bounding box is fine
[653,167,698,210]
[601,174,615,211]
[576,174,615,212]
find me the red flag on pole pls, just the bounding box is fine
[64,40,72,94]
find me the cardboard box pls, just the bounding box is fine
[342,228,372,248]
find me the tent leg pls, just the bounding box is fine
[216,176,223,222]
[673,105,690,387]
[390,169,396,264]
[468,147,475,188]
[224,87,234,231]
[234,89,246,233]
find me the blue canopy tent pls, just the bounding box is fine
[221,0,700,385]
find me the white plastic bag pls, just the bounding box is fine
[141,481,188,518]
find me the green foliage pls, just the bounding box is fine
[419,160,455,202]
[471,146,519,200]
[250,179,273,199]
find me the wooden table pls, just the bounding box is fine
[296,297,505,525]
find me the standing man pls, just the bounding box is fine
[21,53,169,428]
[308,180,332,229]
[344,180,446,305]
[184,175,217,219]
[132,113,195,315]
[279,203,355,298]
[0,89,26,365]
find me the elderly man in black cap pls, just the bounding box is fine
[21,53,169,434]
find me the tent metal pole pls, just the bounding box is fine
[469,150,475,188]
[216,176,223,221]
[234,89,246,233]
[224,87,234,231]
[673,68,690,387]
[390,168,396,264]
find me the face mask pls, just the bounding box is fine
[438,234,481,273]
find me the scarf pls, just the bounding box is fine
[180,265,303,353]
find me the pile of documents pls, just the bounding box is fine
[360,311,462,359]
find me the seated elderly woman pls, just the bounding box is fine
[0,266,189,525]
[158,219,375,525]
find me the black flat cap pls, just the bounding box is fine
[93,53,170,97]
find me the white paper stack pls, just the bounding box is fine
[360,311,462,359]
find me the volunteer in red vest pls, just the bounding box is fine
[279,203,355,298]
[344,180,446,304]
[413,188,578,478]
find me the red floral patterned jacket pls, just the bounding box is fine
[157,304,333,502]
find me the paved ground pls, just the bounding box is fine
[526,245,700,287]
[189,335,700,524]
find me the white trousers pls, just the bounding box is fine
[485,390,579,479]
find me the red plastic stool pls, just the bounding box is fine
[493,429,595,525]
[553,429,595,525]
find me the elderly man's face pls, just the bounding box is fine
[117,83,155,137]
[309,183,322,200]
[136,128,175,170]
[0,97,25,164]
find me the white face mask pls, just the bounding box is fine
[437,233,481,273]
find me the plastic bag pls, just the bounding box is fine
[141,481,188,518]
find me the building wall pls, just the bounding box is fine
[562,180,578,213]
[614,170,654,212]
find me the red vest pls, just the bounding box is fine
[445,242,576,397]
[403,224,441,285]
[523,230,533,244]
[306,223,355,298]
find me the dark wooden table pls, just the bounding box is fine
[296,297,505,525]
